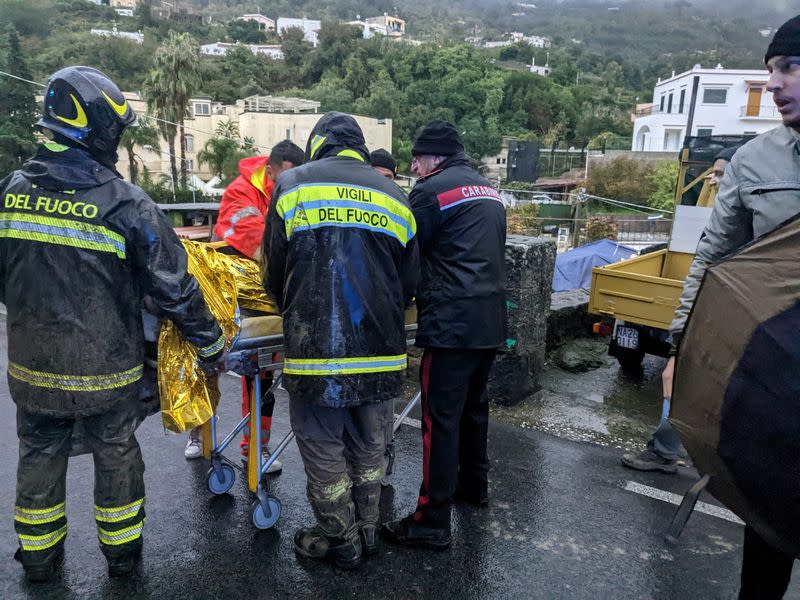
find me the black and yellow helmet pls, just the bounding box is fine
[37,66,137,159]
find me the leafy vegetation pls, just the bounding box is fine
[0,25,36,174]
[0,0,791,176]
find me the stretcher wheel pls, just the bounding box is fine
[251,496,281,529]
[206,464,236,495]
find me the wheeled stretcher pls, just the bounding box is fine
[199,312,421,530]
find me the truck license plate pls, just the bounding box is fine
[616,326,639,350]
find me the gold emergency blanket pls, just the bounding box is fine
[158,242,241,432]
[223,253,279,315]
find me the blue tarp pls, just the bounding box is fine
[552,239,637,292]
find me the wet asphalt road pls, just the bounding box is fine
[0,322,798,599]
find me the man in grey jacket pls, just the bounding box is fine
[621,145,739,475]
[663,16,800,599]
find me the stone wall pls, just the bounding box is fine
[488,235,556,406]
[547,290,596,351]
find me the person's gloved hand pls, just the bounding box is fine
[199,348,226,379]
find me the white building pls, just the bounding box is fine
[364,14,405,38]
[525,35,551,48]
[90,26,144,45]
[96,92,392,182]
[277,17,321,46]
[529,58,550,77]
[484,40,513,49]
[238,14,275,31]
[200,42,283,59]
[632,65,780,152]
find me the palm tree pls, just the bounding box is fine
[145,31,201,188]
[119,117,160,185]
[198,136,240,181]
[144,71,179,188]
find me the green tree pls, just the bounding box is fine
[647,160,679,211]
[144,74,179,189]
[280,27,312,71]
[584,157,658,205]
[146,31,201,187]
[119,117,160,185]
[197,119,249,183]
[227,19,267,44]
[135,0,154,30]
[0,25,37,174]
[352,70,402,120]
[302,72,355,113]
[241,136,258,153]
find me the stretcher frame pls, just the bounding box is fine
[200,323,421,530]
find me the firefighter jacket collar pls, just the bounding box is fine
[305,112,369,163]
[23,143,119,191]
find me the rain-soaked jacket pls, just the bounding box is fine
[263,113,419,408]
[213,155,273,259]
[670,125,800,344]
[0,143,223,417]
[410,153,507,349]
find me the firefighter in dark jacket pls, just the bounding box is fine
[383,120,507,550]
[1,67,223,582]
[263,112,418,569]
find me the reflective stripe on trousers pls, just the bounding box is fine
[95,497,145,548]
[283,354,407,376]
[15,503,68,552]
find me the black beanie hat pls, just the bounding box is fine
[412,120,464,156]
[370,148,396,175]
[714,145,740,163]
[765,15,800,64]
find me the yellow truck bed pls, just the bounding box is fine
[588,249,693,330]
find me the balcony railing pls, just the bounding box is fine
[740,105,780,119]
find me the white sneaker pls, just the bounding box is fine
[242,447,283,475]
[184,427,203,460]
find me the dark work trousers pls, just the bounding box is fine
[413,348,496,530]
[14,400,146,566]
[739,526,796,599]
[290,395,392,537]
[648,397,682,461]
[240,369,276,454]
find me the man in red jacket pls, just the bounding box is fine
[214,140,305,259]
[184,140,304,467]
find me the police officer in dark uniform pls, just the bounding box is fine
[383,120,506,549]
[0,66,223,582]
[263,112,418,569]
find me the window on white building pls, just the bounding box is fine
[696,128,713,137]
[678,89,686,114]
[184,134,194,152]
[667,93,673,114]
[193,102,211,116]
[659,95,665,112]
[286,128,291,140]
[186,159,194,171]
[702,89,727,104]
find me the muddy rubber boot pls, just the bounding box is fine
[296,493,363,569]
[14,545,65,584]
[104,539,142,578]
[352,481,382,556]
[294,525,363,570]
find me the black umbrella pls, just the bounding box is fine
[671,215,800,557]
